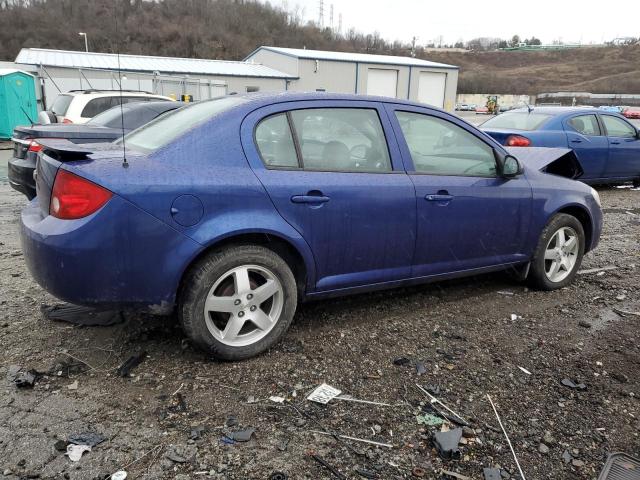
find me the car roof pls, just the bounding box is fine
[506,106,603,116]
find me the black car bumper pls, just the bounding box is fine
[8,155,36,200]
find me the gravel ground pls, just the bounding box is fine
[0,158,638,480]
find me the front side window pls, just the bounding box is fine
[290,108,391,172]
[568,115,600,136]
[602,115,636,138]
[255,113,298,168]
[396,111,496,177]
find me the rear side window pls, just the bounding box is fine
[481,112,552,131]
[568,115,601,136]
[290,108,391,172]
[396,111,496,177]
[602,115,636,138]
[51,94,73,115]
[81,97,116,118]
[255,114,298,168]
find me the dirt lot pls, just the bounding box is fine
[0,158,638,479]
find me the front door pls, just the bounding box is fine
[387,105,533,277]
[241,101,416,292]
[563,113,609,180]
[600,114,640,178]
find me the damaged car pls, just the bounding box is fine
[20,93,602,360]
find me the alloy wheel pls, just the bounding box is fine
[544,226,579,283]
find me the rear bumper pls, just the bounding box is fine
[20,195,202,313]
[8,155,36,200]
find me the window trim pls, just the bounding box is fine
[253,106,397,174]
[599,114,637,139]
[566,113,602,136]
[393,108,500,178]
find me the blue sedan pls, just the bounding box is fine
[21,93,602,360]
[481,107,640,186]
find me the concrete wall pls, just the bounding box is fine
[247,49,299,77]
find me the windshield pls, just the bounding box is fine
[481,112,552,131]
[120,96,248,152]
[51,94,73,115]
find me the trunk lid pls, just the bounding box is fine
[507,146,584,179]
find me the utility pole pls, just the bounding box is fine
[411,36,417,57]
[329,4,334,31]
[338,13,342,34]
[318,0,324,28]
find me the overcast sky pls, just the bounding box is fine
[276,0,639,45]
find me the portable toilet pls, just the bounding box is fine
[0,69,38,140]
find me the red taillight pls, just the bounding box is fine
[28,140,42,153]
[62,118,73,124]
[50,170,112,220]
[506,135,531,147]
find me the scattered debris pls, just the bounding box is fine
[110,471,127,480]
[561,378,587,390]
[433,428,462,460]
[562,450,573,464]
[7,365,38,388]
[227,427,255,442]
[411,466,426,477]
[510,313,522,321]
[168,392,188,413]
[355,468,378,479]
[578,320,592,328]
[416,413,445,427]
[335,395,393,407]
[487,394,527,480]
[415,384,470,426]
[68,432,106,447]
[416,362,427,375]
[269,396,286,403]
[65,444,91,462]
[166,449,188,463]
[611,372,629,383]
[425,384,441,396]
[310,454,346,479]
[225,415,238,427]
[483,468,502,480]
[393,357,411,366]
[41,303,124,327]
[597,452,640,480]
[615,294,627,301]
[67,380,79,390]
[538,443,550,454]
[54,440,68,452]
[307,383,342,404]
[116,352,147,377]
[441,470,472,480]
[577,265,618,275]
[497,290,515,296]
[518,366,532,375]
[308,430,393,448]
[190,425,206,440]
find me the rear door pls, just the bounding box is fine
[241,100,416,292]
[600,114,640,178]
[386,104,532,277]
[562,113,609,180]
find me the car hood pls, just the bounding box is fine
[507,147,583,180]
[14,124,126,141]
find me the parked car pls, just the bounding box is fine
[623,106,640,119]
[22,93,602,360]
[9,101,183,199]
[39,89,173,124]
[481,107,640,186]
[455,103,469,111]
[475,105,489,114]
[598,105,623,113]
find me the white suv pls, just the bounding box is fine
[42,90,174,124]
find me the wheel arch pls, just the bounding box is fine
[554,204,594,252]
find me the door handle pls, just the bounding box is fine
[425,193,453,202]
[610,140,621,145]
[570,139,582,143]
[291,194,330,204]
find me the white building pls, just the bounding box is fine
[245,46,459,111]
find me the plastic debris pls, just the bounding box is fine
[54,440,68,452]
[67,380,79,390]
[41,303,124,326]
[442,470,472,480]
[7,365,37,388]
[416,362,427,375]
[393,357,411,366]
[510,314,522,321]
[416,413,445,427]
[412,466,426,477]
[269,472,288,480]
[308,429,393,448]
[68,432,106,447]
[111,471,127,480]
[518,366,532,375]
[483,468,502,480]
[116,352,147,377]
[355,468,378,479]
[310,454,346,479]
[577,265,618,275]
[225,415,238,427]
[433,428,463,459]
[307,383,342,404]
[497,290,515,296]
[269,396,285,403]
[227,427,255,442]
[415,384,470,426]
[612,307,640,318]
[190,425,206,440]
[561,378,587,390]
[487,394,527,480]
[66,444,91,462]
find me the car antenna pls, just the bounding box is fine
[526,103,534,113]
[114,2,128,168]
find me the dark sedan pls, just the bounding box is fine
[9,101,182,199]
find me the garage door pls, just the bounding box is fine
[367,69,398,98]
[417,72,446,108]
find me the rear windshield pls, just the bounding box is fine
[481,112,552,131]
[87,105,134,128]
[120,96,247,152]
[51,94,73,115]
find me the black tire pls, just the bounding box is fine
[528,213,585,290]
[633,178,640,188]
[179,245,297,361]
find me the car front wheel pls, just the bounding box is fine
[179,245,298,360]
[528,213,585,290]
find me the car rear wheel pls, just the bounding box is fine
[179,245,297,360]
[528,213,585,290]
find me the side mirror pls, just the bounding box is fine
[495,151,522,178]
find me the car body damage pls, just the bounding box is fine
[507,146,584,179]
